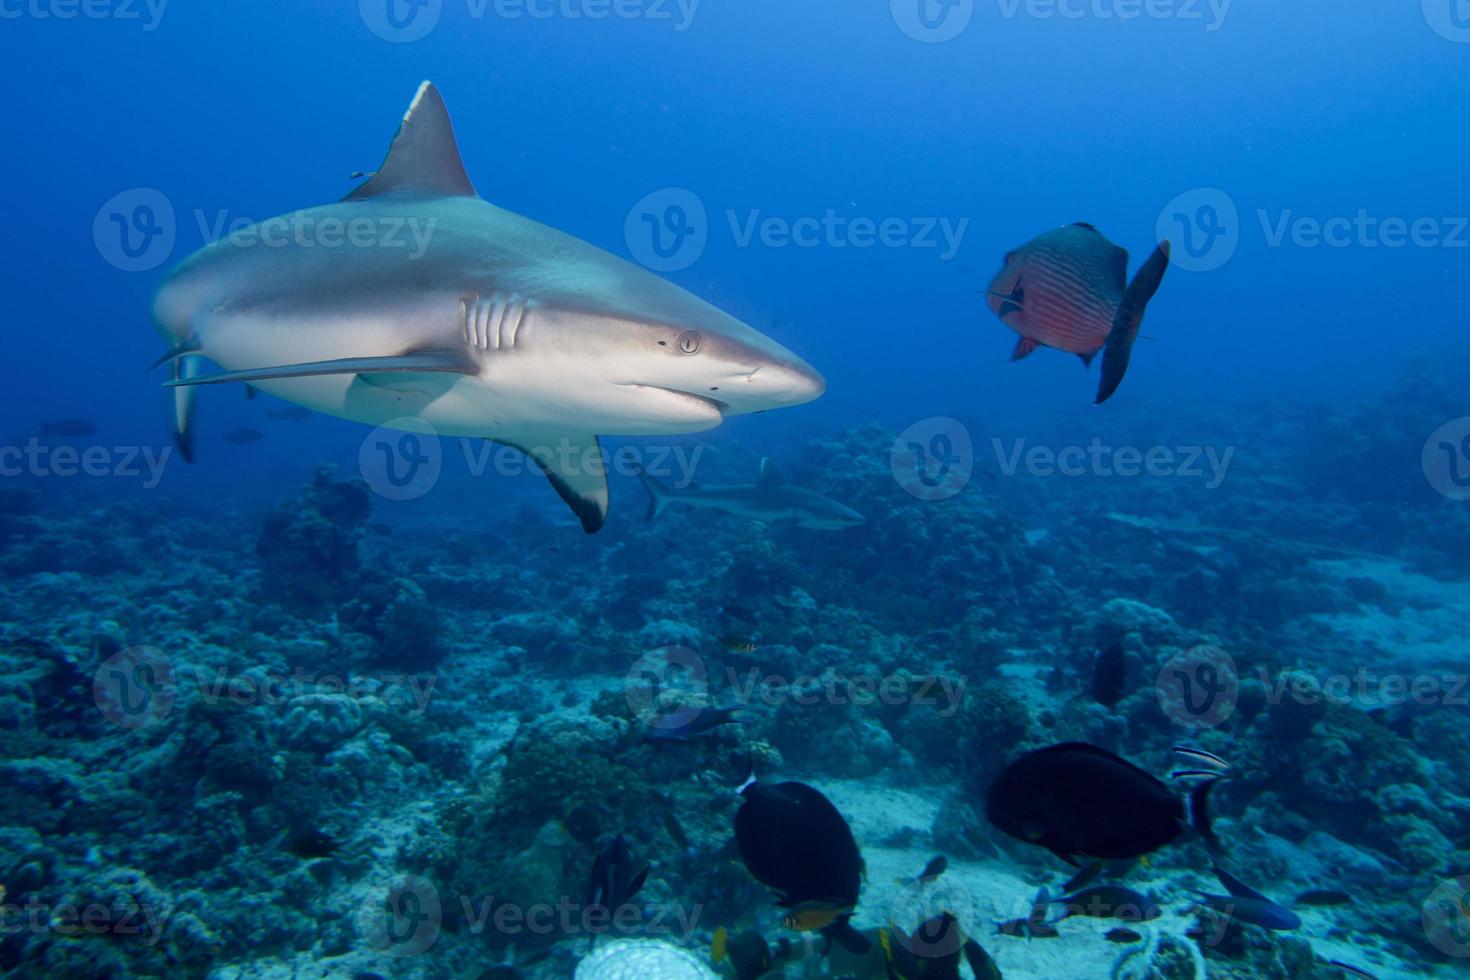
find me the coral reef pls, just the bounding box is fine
[1,364,1467,978]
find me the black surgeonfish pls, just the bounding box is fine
[711,927,775,979]
[734,765,869,954]
[586,834,649,948]
[1090,641,1127,707]
[985,742,1220,863]
[885,913,1004,979]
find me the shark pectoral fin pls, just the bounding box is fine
[757,457,785,488]
[498,432,609,534]
[146,337,201,372]
[352,371,463,399]
[172,356,200,464]
[344,81,476,202]
[163,350,479,388]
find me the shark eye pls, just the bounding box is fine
[676,331,701,355]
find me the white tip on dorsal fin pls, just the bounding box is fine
[344,81,476,201]
[757,457,784,488]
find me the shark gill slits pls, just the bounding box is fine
[677,330,701,354]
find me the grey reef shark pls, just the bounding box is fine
[636,458,865,530]
[150,82,825,532]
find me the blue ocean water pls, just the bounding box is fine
[3,3,1470,978]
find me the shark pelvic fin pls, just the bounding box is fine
[498,432,609,534]
[344,81,476,202]
[162,349,479,388]
[171,356,200,464]
[757,457,784,488]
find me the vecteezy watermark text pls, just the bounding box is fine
[197,210,437,260]
[0,440,171,489]
[992,437,1234,489]
[724,668,968,717]
[356,874,702,958]
[358,417,706,502]
[625,188,969,272]
[995,0,1231,31]
[0,0,168,31]
[1159,187,1469,272]
[0,898,172,946]
[359,0,699,43]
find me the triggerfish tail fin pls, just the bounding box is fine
[633,462,672,521]
[171,355,200,464]
[1096,240,1170,404]
[1185,774,1223,855]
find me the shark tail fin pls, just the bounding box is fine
[633,463,672,521]
[172,356,200,464]
[1096,240,1170,405]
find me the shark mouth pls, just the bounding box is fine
[622,383,730,416]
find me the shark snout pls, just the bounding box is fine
[725,355,826,414]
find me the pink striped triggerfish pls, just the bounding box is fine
[987,223,1171,404]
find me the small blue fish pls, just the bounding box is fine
[1191,865,1301,931]
[645,705,745,741]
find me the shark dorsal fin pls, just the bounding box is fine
[345,81,476,202]
[758,457,784,488]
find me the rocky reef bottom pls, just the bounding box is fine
[1,367,1468,979]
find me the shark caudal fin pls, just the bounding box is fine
[1095,240,1170,405]
[633,463,673,521]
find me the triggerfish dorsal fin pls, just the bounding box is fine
[1095,240,1170,404]
[345,81,477,201]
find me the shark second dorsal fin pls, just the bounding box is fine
[344,81,476,202]
[758,457,784,488]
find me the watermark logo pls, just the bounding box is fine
[1424,875,1470,957]
[94,188,176,273]
[93,646,175,730]
[1155,644,1238,729]
[1423,418,1470,501]
[360,0,442,42]
[358,875,442,957]
[358,417,443,502]
[1424,0,1470,43]
[891,417,974,501]
[1157,187,1238,272]
[624,646,708,734]
[626,188,708,272]
[891,0,974,43]
[886,877,980,959]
